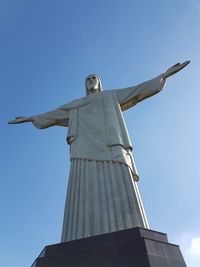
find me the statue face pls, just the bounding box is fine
[85,75,100,94]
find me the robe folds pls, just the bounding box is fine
[31,74,165,241]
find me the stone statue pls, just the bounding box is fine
[8,61,190,242]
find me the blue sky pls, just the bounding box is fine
[1,0,200,266]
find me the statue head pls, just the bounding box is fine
[85,74,103,95]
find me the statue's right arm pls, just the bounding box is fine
[8,117,33,124]
[8,96,89,129]
[8,108,69,129]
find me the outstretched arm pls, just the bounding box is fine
[8,108,69,129]
[117,61,190,111]
[162,61,190,79]
[8,94,93,128]
[8,117,33,124]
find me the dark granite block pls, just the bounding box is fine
[31,227,187,267]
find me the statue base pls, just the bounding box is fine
[31,227,186,267]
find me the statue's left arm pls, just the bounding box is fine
[117,61,190,111]
[117,74,165,111]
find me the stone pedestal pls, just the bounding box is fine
[31,227,187,267]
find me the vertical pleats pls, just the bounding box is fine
[61,159,148,242]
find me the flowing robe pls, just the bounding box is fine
[31,74,165,241]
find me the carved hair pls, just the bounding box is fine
[85,74,103,95]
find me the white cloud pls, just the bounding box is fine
[185,237,200,267]
[173,234,200,267]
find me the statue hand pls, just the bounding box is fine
[163,60,190,79]
[8,116,33,124]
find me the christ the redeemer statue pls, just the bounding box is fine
[9,61,190,242]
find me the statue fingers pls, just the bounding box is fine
[8,117,28,124]
[15,116,25,119]
[171,63,180,68]
[180,60,190,69]
[8,119,19,124]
